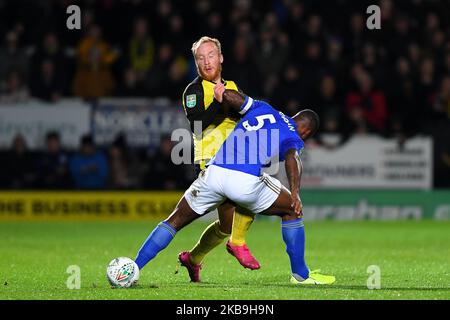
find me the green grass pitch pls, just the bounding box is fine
[0,219,449,300]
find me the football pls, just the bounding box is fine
[106,257,140,288]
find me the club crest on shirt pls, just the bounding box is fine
[186,94,197,108]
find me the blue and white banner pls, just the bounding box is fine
[0,98,90,150]
[92,98,189,148]
[299,136,433,190]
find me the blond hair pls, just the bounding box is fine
[191,36,222,57]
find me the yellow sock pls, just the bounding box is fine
[189,220,229,265]
[229,211,255,246]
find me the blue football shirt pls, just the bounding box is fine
[211,96,304,176]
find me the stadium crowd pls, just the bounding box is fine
[0,0,449,189]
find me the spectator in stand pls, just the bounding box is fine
[272,63,305,110]
[226,36,261,97]
[0,30,29,86]
[144,136,190,190]
[108,134,145,189]
[205,11,226,43]
[253,14,290,97]
[308,75,350,148]
[166,56,189,101]
[432,120,450,188]
[309,75,342,117]
[153,0,174,44]
[117,68,146,97]
[128,17,155,85]
[431,75,450,121]
[418,57,438,106]
[444,52,450,75]
[30,32,68,97]
[72,24,117,99]
[300,41,324,94]
[300,14,326,52]
[323,36,347,84]
[35,131,71,189]
[388,14,414,59]
[345,12,366,59]
[360,42,386,85]
[407,43,422,71]
[346,70,388,134]
[387,57,420,137]
[0,70,30,103]
[69,134,108,189]
[146,43,175,97]
[30,60,64,102]
[3,134,36,189]
[228,0,252,26]
[167,14,189,53]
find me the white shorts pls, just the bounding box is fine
[184,165,282,215]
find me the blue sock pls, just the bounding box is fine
[135,221,177,269]
[282,218,309,279]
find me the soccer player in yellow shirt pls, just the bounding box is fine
[178,36,259,282]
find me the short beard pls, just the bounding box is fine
[198,64,222,83]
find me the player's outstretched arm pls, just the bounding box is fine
[284,149,303,217]
[222,89,246,111]
[214,82,247,113]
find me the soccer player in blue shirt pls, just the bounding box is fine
[133,84,335,285]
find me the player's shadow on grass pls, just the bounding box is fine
[168,282,450,292]
[278,284,450,292]
[112,284,160,290]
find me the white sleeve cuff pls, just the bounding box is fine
[239,96,254,115]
